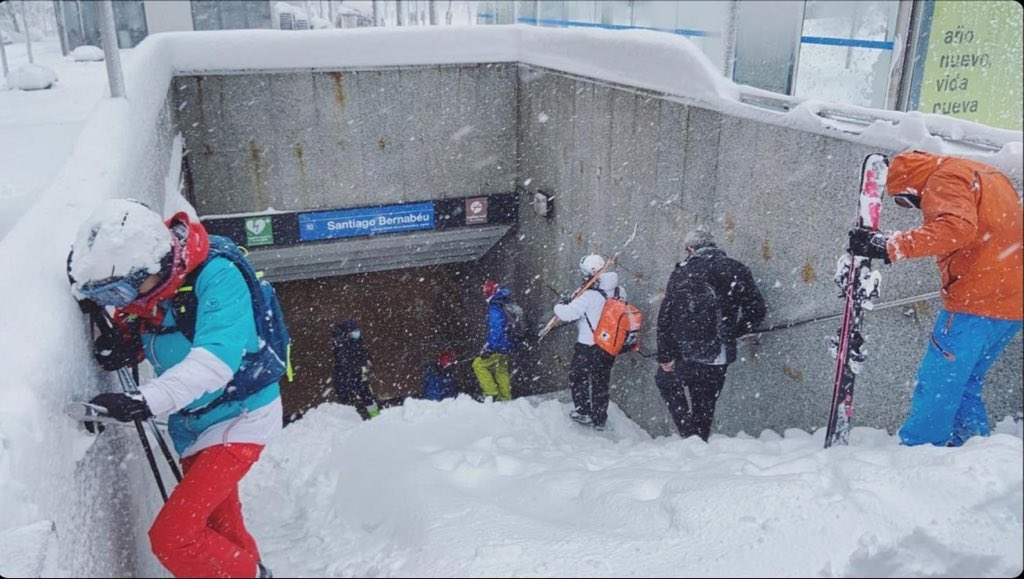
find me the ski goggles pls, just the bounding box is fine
[76,269,151,308]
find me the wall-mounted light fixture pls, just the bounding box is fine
[532,190,554,218]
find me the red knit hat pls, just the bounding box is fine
[438,350,457,369]
[482,279,499,299]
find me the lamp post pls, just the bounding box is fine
[20,0,33,64]
[98,0,125,98]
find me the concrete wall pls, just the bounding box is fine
[174,61,1021,439]
[513,65,1022,438]
[172,64,518,215]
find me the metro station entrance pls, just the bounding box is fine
[275,263,486,422]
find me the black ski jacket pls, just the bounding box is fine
[656,247,767,365]
[331,320,370,393]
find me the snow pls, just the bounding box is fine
[0,39,110,241]
[0,520,59,578]
[244,397,1023,577]
[0,24,1020,578]
[129,26,1023,179]
[70,45,104,62]
[68,199,173,290]
[4,62,57,90]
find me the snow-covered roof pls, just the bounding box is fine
[144,26,1023,178]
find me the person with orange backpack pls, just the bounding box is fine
[553,254,632,431]
[655,229,766,441]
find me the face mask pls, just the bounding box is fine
[350,331,361,340]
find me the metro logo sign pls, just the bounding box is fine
[466,196,488,225]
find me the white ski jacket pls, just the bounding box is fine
[553,272,624,345]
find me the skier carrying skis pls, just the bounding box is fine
[655,229,766,441]
[848,150,1023,447]
[472,279,516,401]
[330,319,380,420]
[68,199,276,578]
[554,255,625,431]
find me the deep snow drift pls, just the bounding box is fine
[242,396,1023,577]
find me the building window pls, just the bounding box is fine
[191,0,272,31]
[60,0,147,49]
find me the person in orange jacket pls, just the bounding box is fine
[849,150,1023,447]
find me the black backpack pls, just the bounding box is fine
[499,301,532,350]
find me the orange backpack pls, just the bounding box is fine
[589,288,643,356]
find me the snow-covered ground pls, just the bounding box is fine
[245,396,1023,577]
[0,24,1020,579]
[0,39,111,240]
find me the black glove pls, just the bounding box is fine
[479,347,493,358]
[89,392,152,423]
[558,291,574,305]
[91,313,143,372]
[93,331,143,371]
[848,228,891,264]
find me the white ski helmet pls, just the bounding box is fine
[579,254,606,276]
[69,199,172,299]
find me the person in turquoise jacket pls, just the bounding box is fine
[69,199,277,579]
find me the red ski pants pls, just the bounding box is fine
[148,443,264,578]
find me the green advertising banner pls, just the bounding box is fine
[245,216,274,247]
[914,0,1023,130]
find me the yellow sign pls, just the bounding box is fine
[915,1,1023,130]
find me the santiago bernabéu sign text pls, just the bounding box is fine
[298,202,435,241]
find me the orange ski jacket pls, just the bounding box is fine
[885,150,1023,321]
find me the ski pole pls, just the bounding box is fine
[116,366,183,483]
[98,309,182,483]
[132,414,170,501]
[90,310,178,499]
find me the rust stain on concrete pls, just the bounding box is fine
[801,258,817,284]
[782,364,804,381]
[330,72,347,110]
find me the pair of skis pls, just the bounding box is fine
[824,153,888,448]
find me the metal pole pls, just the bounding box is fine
[396,0,406,26]
[0,34,8,77]
[20,0,34,64]
[117,366,183,484]
[891,0,920,111]
[97,0,125,98]
[74,0,86,46]
[372,0,384,26]
[5,1,20,33]
[429,0,439,25]
[53,0,69,56]
[722,0,739,79]
[786,0,808,96]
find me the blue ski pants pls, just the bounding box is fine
[899,310,1022,447]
